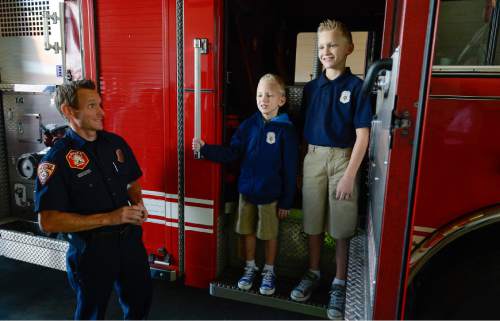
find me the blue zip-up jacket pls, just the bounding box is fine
[201,112,298,209]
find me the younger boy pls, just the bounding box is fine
[289,20,372,320]
[192,74,298,295]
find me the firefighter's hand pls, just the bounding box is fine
[192,138,205,151]
[137,202,149,221]
[109,205,146,226]
[278,208,289,220]
[336,175,355,200]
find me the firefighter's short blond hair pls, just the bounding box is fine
[258,73,286,96]
[317,19,353,44]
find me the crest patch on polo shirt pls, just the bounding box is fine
[266,132,276,144]
[66,150,89,170]
[340,90,351,104]
[37,162,56,185]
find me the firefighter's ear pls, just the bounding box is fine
[61,103,75,120]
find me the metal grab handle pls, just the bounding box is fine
[193,38,208,159]
[42,10,61,53]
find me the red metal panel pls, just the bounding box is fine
[413,76,500,231]
[84,0,223,288]
[183,0,223,287]
[373,0,432,318]
[94,0,174,265]
[166,0,179,200]
[430,77,500,97]
[183,0,216,90]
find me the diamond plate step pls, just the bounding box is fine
[345,230,370,320]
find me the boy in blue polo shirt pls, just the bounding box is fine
[192,74,298,296]
[290,20,372,319]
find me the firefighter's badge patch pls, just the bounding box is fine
[116,149,125,163]
[266,131,276,144]
[340,90,351,104]
[37,162,56,185]
[66,150,89,170]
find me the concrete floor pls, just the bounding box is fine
[0,256,313,320]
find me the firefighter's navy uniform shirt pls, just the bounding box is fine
[301,68,373,147]
[34,128,142,219]
[34,128,152,320]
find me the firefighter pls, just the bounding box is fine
[290,20,372,320]
[34,80,152,320]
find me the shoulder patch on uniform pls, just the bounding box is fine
[37,162,56,185]
[66,150,90,170]
[116,149,125,163]
[340,90,351,104]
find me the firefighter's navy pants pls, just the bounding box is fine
[66,225,152,320]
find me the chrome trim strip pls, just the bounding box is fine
[413,225,436,233]
[432,65,500,73]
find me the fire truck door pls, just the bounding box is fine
[182,0,223,287]
[366,0,437,318]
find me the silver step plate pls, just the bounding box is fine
[0,227,68,271]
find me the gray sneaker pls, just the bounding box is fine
[327,284,346,320]
[290,270,320,302]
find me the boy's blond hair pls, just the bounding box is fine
[258,73,286,96]
[317,19,353,44]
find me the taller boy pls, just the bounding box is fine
[290,20,372,320]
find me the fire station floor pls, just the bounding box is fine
[0,256,313,320]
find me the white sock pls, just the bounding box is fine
[332,278,346,286]
[246,260,256,269]
[263,264,274,273]
[309,269,320,278]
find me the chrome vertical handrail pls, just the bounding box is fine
[193,38,208,159]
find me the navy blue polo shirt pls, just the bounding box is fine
[34,128,142,216]
[302,68,372,147]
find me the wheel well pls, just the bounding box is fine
[405,222,500,319]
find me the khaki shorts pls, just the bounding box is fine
[235,194,279,240]
[302,144,359,239]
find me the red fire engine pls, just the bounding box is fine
[0,0,499,319]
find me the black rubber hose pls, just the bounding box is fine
[361,58,393,97]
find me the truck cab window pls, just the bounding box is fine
[434,0,499,66]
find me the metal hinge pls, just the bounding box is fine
[391,110,411,135]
